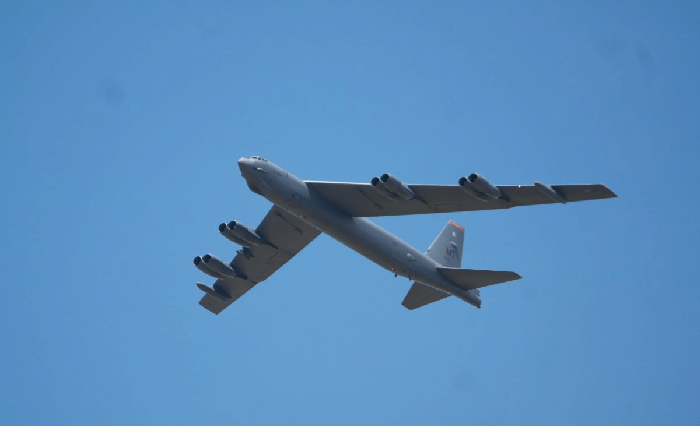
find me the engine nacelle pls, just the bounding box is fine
[371,177,402,202]
[380,173,414,200]
[202,253,244,279]
[459,173,505,201]
[219,222,253,247]
[193,255,226,279]
[466,173,502,198]
[226,221,263,246]
[458,176,489,202]
[371,174,413,201]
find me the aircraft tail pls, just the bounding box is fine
[402,220,466,310]
[401,220,521,310]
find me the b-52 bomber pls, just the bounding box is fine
[193,156,616,314]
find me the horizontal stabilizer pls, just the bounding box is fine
[436,267,521,291]
[402,282,451,310]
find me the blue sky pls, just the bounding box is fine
[1,1,699,425]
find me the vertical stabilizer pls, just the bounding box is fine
[426,220,464,268]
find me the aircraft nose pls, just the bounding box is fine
[238,157,255,174]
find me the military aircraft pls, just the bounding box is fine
[193,156,616,314]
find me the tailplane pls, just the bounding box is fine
[436,267,521,290]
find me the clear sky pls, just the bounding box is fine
[2,1,699,425]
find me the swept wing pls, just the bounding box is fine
[199,205,321,314]
[305,181,616,217]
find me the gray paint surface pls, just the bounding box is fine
[194,156,617,314]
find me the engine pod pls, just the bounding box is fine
[379,173,414,200]
[219,223,253,247]
[371,177,403,202]
[458,176,490,202]
[193,255,226,279]
[227,221,263,246]
[466,173,503,199]
[202,254,244,279]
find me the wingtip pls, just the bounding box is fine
[507,272,523,281]
[600,184,618,198]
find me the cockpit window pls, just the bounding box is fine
[250,156,268,162]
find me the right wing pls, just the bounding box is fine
[198,205,321,314]
[305,181,616,217]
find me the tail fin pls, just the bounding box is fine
[401,220,465,310]
[426,220,464,268]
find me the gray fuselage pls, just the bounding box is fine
[237,157,479,306]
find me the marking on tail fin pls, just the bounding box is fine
[445,242,459,263]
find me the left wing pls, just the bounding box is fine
[305,181,616,217]
[198,205,321,314]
